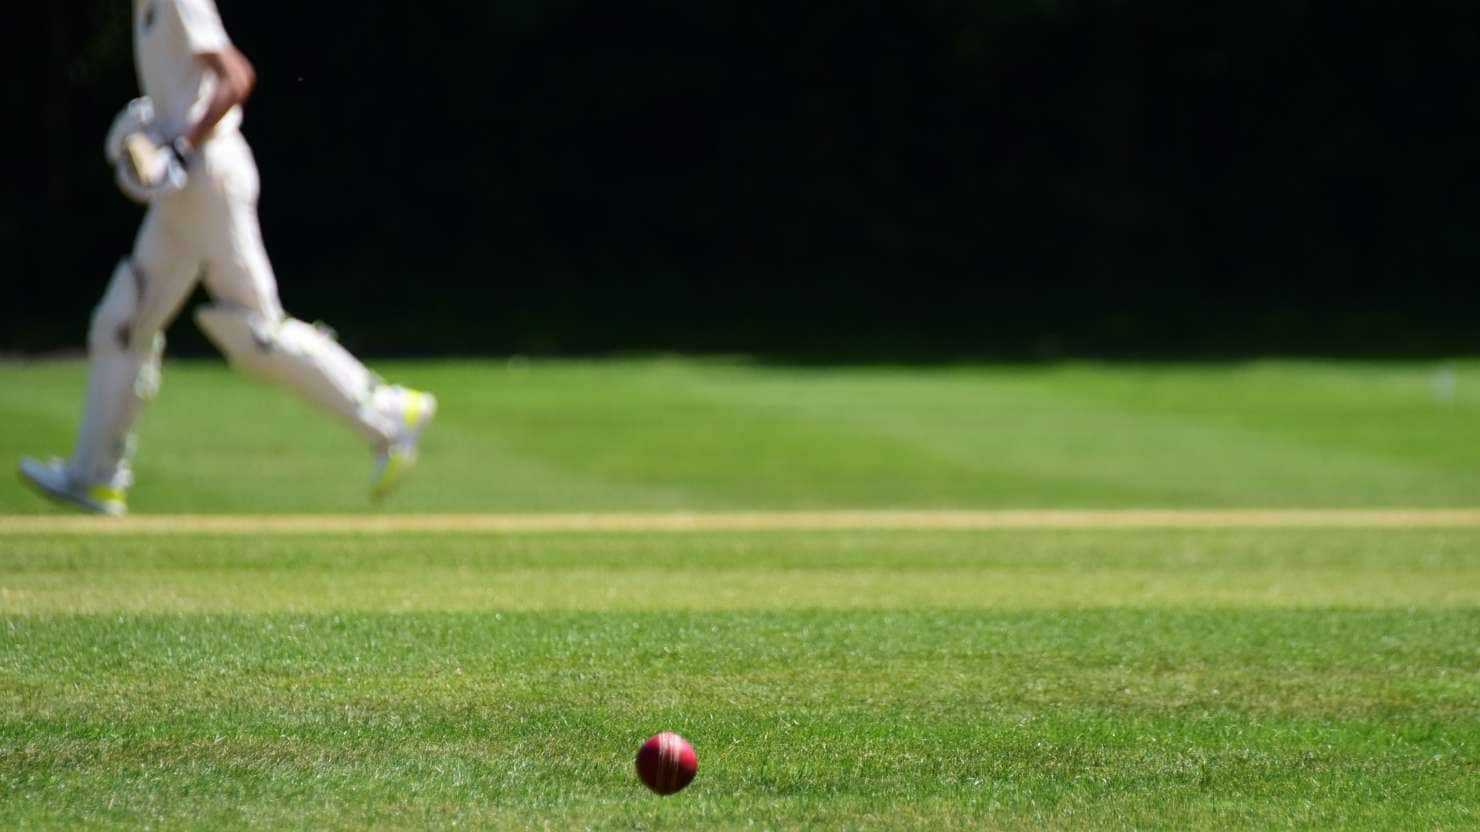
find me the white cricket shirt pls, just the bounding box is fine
[133,0,242,140]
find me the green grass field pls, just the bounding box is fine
[2,358,1478,829]
[5,357,1480,513]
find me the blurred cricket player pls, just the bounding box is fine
[18,0,436,516]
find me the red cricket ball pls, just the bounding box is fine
[634,731,698,795]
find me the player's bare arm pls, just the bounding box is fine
[185,46,255,149]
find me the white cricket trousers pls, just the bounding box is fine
[69,128,399,488]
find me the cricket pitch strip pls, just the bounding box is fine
[2,509,1480,535]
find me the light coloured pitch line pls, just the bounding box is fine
[2,509,1480,535]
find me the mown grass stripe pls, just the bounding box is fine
[3,508,1480,535]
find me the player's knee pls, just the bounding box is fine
[88,261,141,354]
[195,304,282,372]
[195,303,264,357]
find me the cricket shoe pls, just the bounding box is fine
[370,386,437,499]
[18,456,129,517]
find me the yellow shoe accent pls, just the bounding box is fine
[371,449,409,500]
[370,388,436,501]
[403,391,428,430]
[86,485,128,516]
[88,484,126,504]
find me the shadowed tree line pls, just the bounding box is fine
[4,1,1477,357]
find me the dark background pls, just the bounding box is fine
[4,1,1478,358]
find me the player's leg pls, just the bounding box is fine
[190,134,434,494]
[20,208,200,515]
